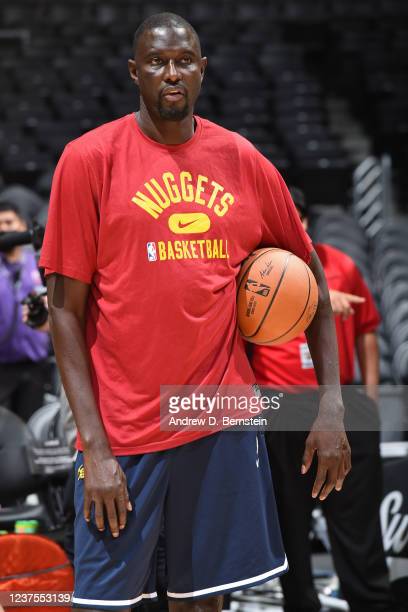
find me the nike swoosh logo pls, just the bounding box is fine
[168,213,211,234]
[178,220,196,228]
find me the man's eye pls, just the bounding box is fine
[151,57,163,65]
[180,56,192,64]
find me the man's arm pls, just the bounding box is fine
[47,273,131,537]
[304,250,352,500]
[356,332,379,402]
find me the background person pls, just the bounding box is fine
[250,187,397,612]
[0,201,50,421]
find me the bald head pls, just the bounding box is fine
[133,12,201,57]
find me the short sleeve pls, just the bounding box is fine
[351,265,381,335]
[39,143,100,284]
[254,153,313,263]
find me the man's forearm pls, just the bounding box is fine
[305,251,343,413]
[49,309,110,452]
[46,273,111,454]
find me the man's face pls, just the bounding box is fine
[129,26,206,121]
[0,210,26,233]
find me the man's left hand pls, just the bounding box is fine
[301,398,351,500]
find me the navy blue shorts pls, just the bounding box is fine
[72,431,287,610]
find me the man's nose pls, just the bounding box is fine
[164,60,181,82]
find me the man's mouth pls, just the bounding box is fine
[162,88,186,101]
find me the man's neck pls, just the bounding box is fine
[136,106,195,145]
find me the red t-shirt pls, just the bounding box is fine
[40,113,312,454]
[251,243,380,387]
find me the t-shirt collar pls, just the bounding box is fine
[130,112,202,151]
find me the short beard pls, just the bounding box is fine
[158,99,189,121]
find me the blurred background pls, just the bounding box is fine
[0,1,407,611]
[0,0,407,205]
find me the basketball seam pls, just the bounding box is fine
[245,253,292,339]
[251,261,313,344]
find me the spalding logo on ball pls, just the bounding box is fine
[237,248,318,345]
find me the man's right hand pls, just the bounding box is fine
[83,449,132,538]
[46,274,132,538]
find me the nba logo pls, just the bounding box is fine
[147,242,157,262]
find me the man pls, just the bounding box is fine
[251,188,395,612]
[39,13,350,612]
[0,201,50,421]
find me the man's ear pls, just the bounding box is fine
[200,57,207,82]
[128,59,139,86]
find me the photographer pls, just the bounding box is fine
[0,200,50,421]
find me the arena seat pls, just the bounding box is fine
[393,343,408,384]
[369,217,408,381]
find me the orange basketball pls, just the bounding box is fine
[237,248,318,345]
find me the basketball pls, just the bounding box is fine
[237,248,318,345]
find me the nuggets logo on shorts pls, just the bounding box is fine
[77,465,85,480]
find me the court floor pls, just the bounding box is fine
[230,554,349,611]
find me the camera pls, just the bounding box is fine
[21,289,48,329]
[0,221,45,253]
